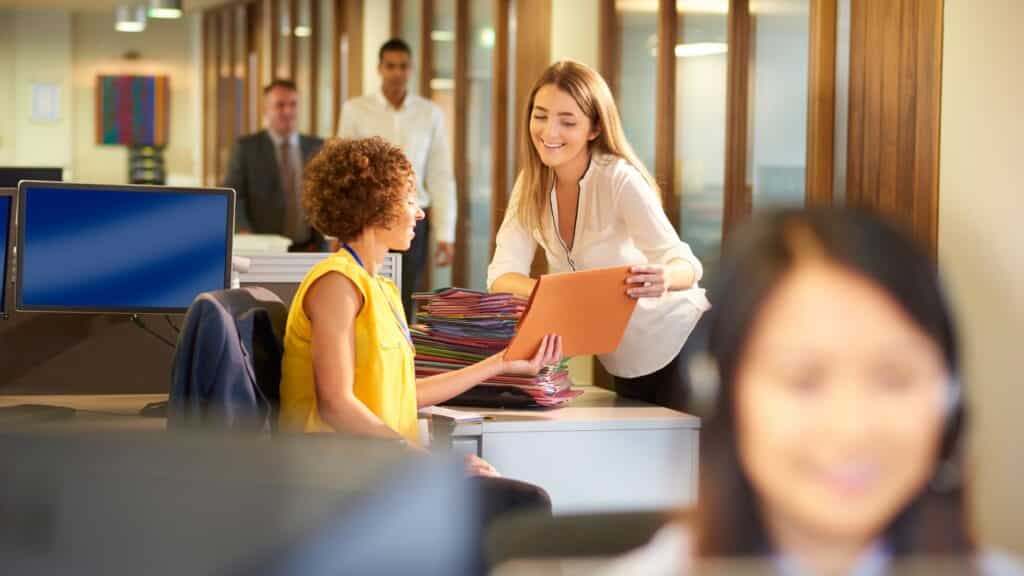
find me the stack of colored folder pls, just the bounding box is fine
[411,288,583,408]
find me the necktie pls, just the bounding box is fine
[279,139,301,241]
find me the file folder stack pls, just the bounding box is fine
[411,288,583,408]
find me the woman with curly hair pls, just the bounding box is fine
[279,136,560,461]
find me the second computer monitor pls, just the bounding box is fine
[0,167,62,188]
[16,182,234,314]
[0,189,13,318]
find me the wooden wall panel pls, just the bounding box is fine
[420,0,433,98]
[847,0,943,255]
[512,0,552,279]
[598,0,618,97]
[513,0,551,173]
[806,0,837,206]
[491,0,511,252]
[269,0,279,80]
[333,0,363,132]
[656,0,678,227]
[452,0,469,286]
[390,0,402,38]
[310,0,320,132]
[722,0,751,239]
[288,0,298,78]
[346,0,363,100]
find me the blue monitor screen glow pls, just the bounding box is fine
[0,193,11,317]
[16,182,234,314]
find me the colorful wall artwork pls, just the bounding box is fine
[96,75,169,146]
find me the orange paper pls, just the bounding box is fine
[505,265,638,361]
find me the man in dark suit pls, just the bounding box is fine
[223,79,325,252]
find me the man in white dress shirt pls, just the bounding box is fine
[338,38,456,319]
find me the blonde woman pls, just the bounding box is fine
[488,60,709,407]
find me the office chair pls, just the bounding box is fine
[167,287,287,432]
[485,508,681,566]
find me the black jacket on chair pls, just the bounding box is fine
[222,130,324,244]
[168,287,288,432]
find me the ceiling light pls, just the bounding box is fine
[115,5,147,32]
[479,27,495,48]
[148,0,182,19]
[675,42,728,58]
[430,30,455,43]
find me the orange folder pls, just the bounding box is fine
[505,265,638,361]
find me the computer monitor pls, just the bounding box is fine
[0,188,13,319]
[16,181,234,314]
[0,167,62,188]
[0,429,482,576]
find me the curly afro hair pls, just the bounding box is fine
[302,137,413,242]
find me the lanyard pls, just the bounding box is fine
[341,243,413,347]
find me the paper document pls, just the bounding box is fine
[505,265,638,361]
[418,405,484,423]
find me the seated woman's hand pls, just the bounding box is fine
[497,334,563,376]
[464,454,501,478]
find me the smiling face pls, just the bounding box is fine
[735,261,949,545]
[529,84,599,172]
[376,176,424,252]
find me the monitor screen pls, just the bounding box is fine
[0,190,12,317]
[16,182,234,314]
[0,167,62,188]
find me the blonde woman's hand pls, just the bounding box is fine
[626,264,670,298]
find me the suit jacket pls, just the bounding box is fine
[222,130,324,243]
[167,287,287,432]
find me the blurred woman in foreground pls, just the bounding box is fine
[599,209,1020,575]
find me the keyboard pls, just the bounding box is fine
[0,404,76,423]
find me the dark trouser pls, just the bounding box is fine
[610,345,691,412]
[474,476,552,522]
[473,476,551,571]
[402,215,431,322]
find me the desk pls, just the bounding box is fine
[438,386,700,514]
[0,394,166,431]
[1,389,700,515]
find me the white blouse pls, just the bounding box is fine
[589,523,1024,576]
[487,154,710,378]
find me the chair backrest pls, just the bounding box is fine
[485,509,678,565]
[168,287,287,432]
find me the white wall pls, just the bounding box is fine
[0,10,16,165]
[0,8,200,185]
[550,0,598,68]
[71,12,200,185]
[0,9,74,171]
[938,0,1024,553]
[362,0,391,96]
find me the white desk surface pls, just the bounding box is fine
[0,388,700,434]
[444,386,700,435]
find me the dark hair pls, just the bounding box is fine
[695,208,972,559]
[378,38,412,62]
[302,137,413,242]
[263,79,298,95]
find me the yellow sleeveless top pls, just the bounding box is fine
[279,250,419,443]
